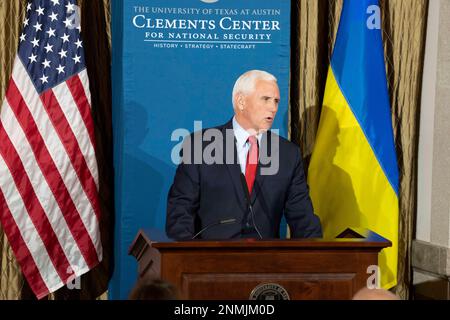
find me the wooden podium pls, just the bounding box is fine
[129,229,390,300]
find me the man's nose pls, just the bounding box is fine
[269,101,278,112]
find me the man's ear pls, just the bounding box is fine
[237,94,245,111]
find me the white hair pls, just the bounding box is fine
[232,70,277,109]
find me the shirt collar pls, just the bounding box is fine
[232,116,262,148]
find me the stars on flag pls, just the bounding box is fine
[56,64,65,74]
[61,33,70,43]
[31,37,40,47]
[49,12,58,22]
[58,48,68,59]
[39,73,49,84]
[41,59,51,69]
[66,2,76,13]
[33,21,42,32]
[72,54,81,64]
[35,6,45,16]
[63,17,73,28]
[28,53,37,63]
[20,0,86,91]
[46,27,56,38]
[44,43,53,53]
[74,39,82,48]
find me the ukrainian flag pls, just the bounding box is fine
[308,0,399,289]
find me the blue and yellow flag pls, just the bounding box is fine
[308,0,399,288]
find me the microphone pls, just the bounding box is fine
[239,174,263,239]
[191,218,237,239]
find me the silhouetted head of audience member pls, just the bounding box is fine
[352,287,400,300]
[129,278,179,300]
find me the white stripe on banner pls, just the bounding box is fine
[12,59,102,257]
[53,80,99,188]
[0,100,89,272]
[0,154,60,292]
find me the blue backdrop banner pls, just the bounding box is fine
[111,0,291,299]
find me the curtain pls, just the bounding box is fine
[0,0,28,300]
[0,0,113,299]
[291,0,428,299]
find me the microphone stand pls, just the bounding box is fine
[240,174,262,239]
[191,218,237,239]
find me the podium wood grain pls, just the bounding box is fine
[129,231,390,300]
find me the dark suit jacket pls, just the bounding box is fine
[166,119,322,240]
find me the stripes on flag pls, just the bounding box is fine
[0,189,51,299]
[307,0,399,288]
[0,0,102,299]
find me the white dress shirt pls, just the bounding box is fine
[232,117,262,175]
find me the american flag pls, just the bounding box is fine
[0,0,102,299]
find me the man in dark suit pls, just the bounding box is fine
[166,70,322,240]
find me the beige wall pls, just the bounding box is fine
[414,0,450,299]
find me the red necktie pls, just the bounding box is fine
[245,136,258,194]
